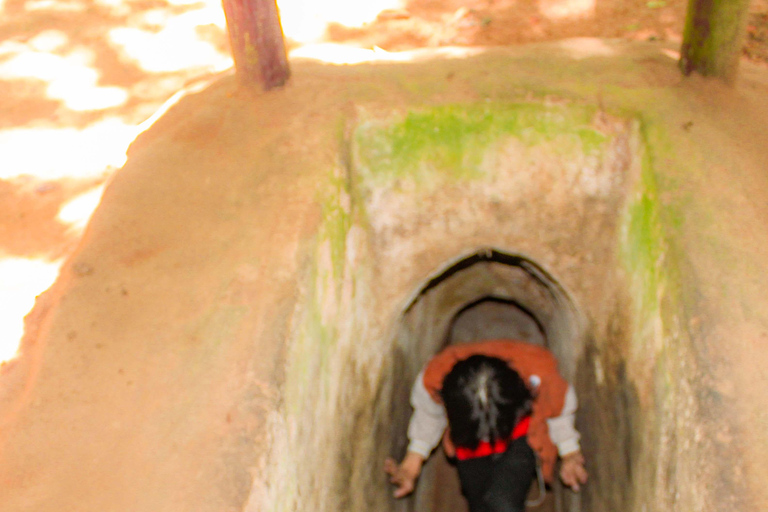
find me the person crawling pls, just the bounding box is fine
[385,339,588,512]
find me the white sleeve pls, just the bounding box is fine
[546,384,581,457]
[406,370,448,458]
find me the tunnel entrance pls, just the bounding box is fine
[390,249,587,512]
[311,104,640,512]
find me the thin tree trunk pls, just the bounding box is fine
[222,0,290,90]
[679,0,751,83]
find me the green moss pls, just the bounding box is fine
[577,126,608,154]
[320,175,352,282]
[355,102,607,186]
[284,167,356,417]
[623,122,666,317]
[619,118,707,507]
[277,158,379,511]
[621,120,693,399]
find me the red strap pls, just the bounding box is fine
[454,416,531,460]
[511,415,531,439]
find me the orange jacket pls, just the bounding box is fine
[421,339,569,481]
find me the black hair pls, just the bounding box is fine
[441,355,533,450]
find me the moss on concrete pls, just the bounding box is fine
[617,108,735,511]
[355,103,606,187]
[623,128,665,326]
[275,156,393,512]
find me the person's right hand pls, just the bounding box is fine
[560,451,588,492]
[384,452,425,498]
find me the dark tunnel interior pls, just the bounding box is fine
[388,249,589,512]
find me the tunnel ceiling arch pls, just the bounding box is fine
[399,248,585,381]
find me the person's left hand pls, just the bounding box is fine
[560,451,588,492]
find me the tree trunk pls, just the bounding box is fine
[679,0,751,83]
[222,0,290,90]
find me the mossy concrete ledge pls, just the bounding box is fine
[0,40,766,512]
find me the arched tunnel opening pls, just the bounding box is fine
[385,249,622,512]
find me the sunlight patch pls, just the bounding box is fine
[539,0,595,20]
[661,48,681,60]
[0,118,137,180]
[290,44,410,64]
[109,7,231,73]
[279,0,404,43]
[28,30,69,52]
[0,47,128,111]
[93,0,130,16]
[0,257,61,363]
[26,0,86,12]
[58,186,106,234]
[290,44,481,65]
[557,38,615,59]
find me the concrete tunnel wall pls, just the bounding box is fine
[3,44,767,512]
[256,69,764,511]
[265,102,645,512]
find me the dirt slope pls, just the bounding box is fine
[0,39,766,511]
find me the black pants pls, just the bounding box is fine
[455,437,537,512]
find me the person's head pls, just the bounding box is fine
[441,354,532,449]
